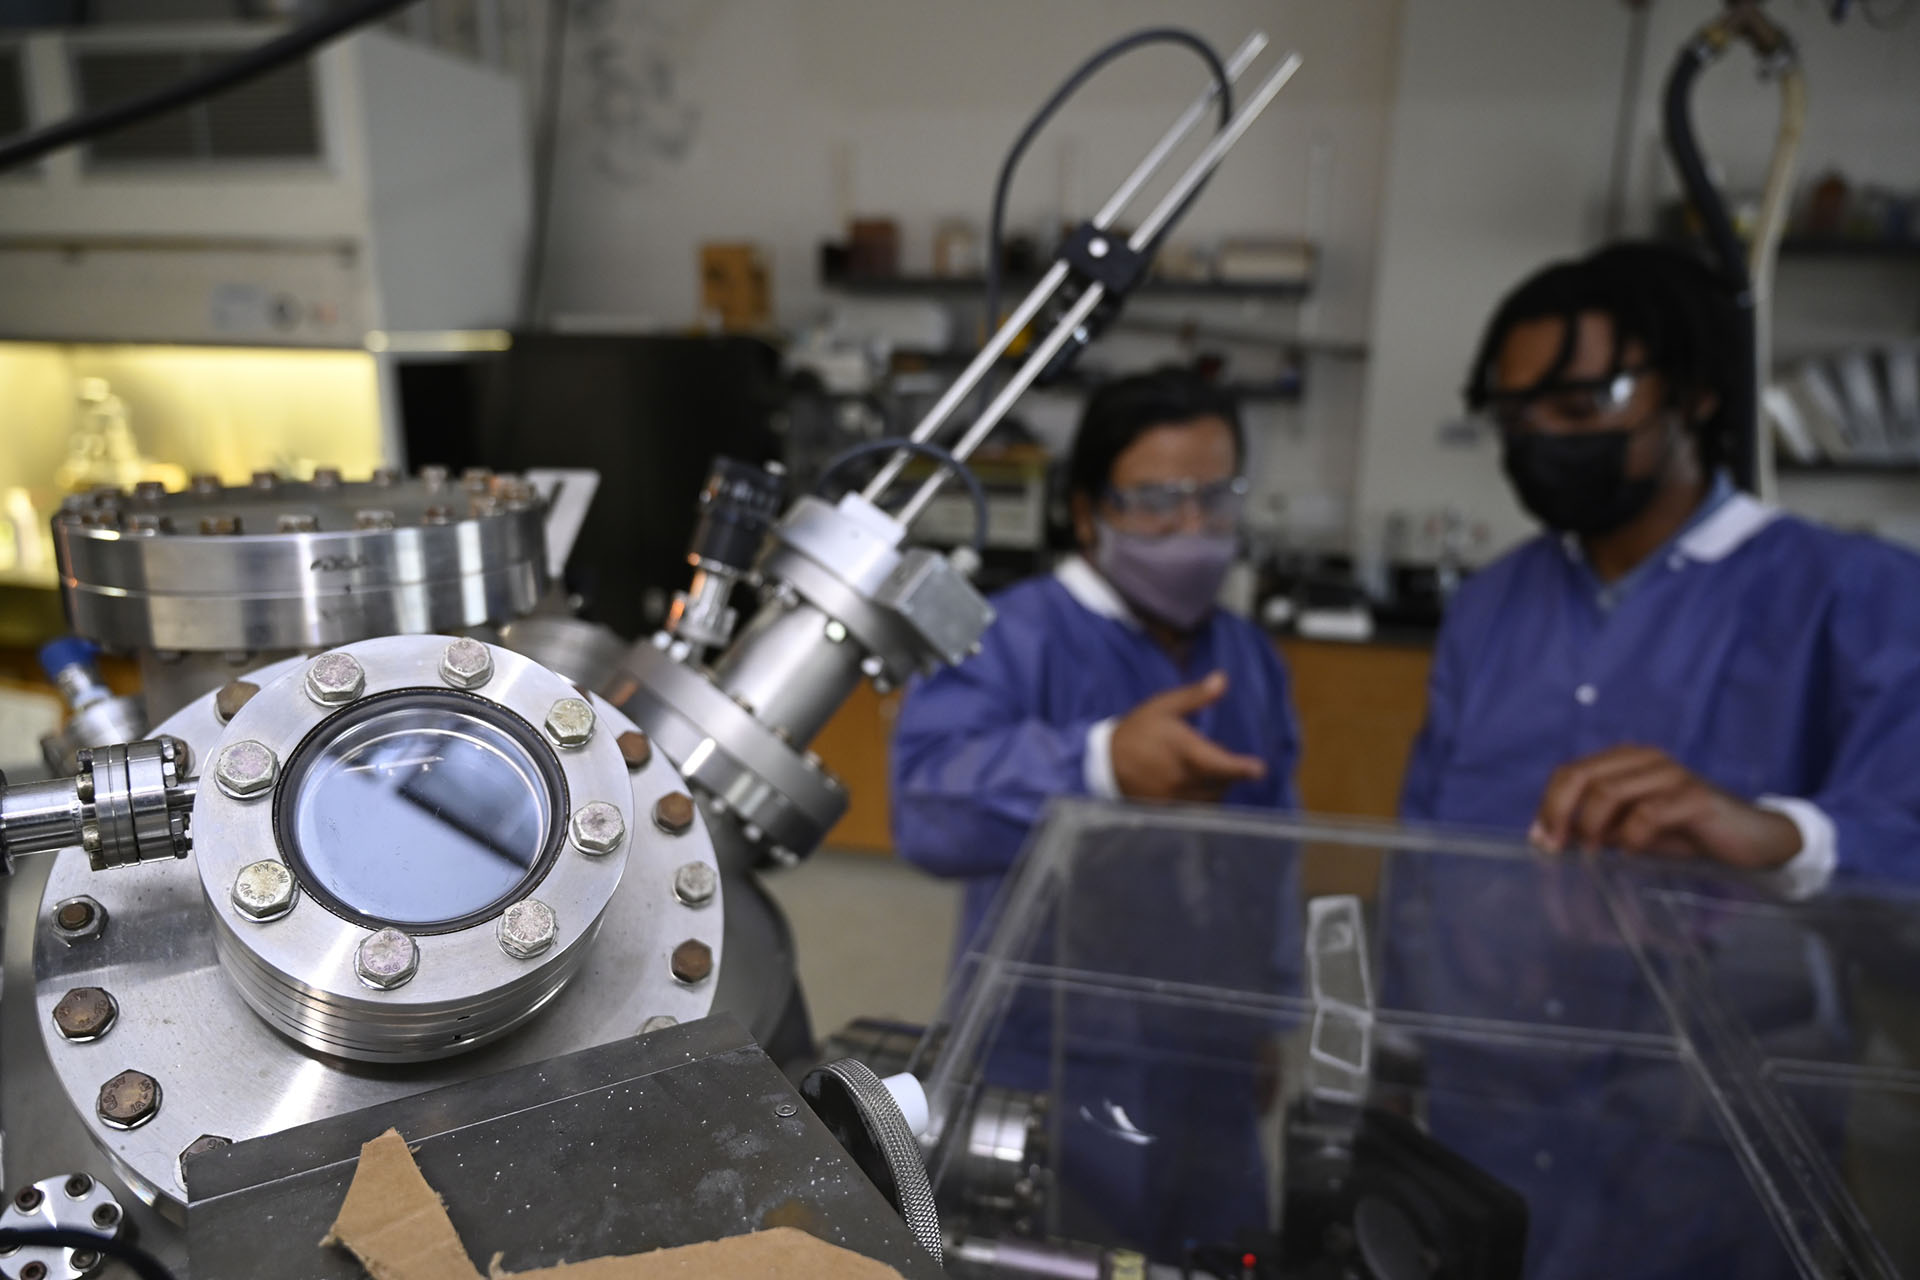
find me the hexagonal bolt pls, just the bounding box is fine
[312,467,343,488]
[198,514,242,536]
[177,1134,233,1190]
[353,508,396,530]
[570,802,626,855]
[670,939,714,986]
[616,730,652,771]
[132,480,167,501]
[96,1069,162,1130]
[127,512,169,534]
[13,1186,42,1212]
[52,896,106,941]
[439,637,494,689]
[419,464,449,488]
[653,792,696,835]
[214,679,260,724]
[189,473,222,495]
[251,470,280,491]
[640,1015,679,1034]
[231,861,298,922]
[63,1174,92,1199]
[423,504,454,525]
[496,899,557,960]
[860,654,887,680]
[91,1203,120,1230]
[305,652,366,705]
[214,740,277,799]
[52,987,118,1042]
[371,467,400,486]
[544,697,595,748]
[673,861,717,907]
[355,928,419,990]
[823,619,849,644]
[276,512,319,532]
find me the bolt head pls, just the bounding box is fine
[52,987,118,1042]
[53,898,100,935]
[232,861,298,921]
[617,730,653,770]
[439,637,494,689]
[670,939,714,985]
[13,1186,42,1212]
[497,898,557,959]
[91,1203,119,1229]
[96,1069,161,1129]
[544,697,596,747]
[214,679,260,724]
[312,467,342,488]
[214,740,277,798]
[640,1015,678,1034]
[673,861,717,907]
[823,619,849,644]
[570,801,626,855]
[355,928,419,989]
[653,792,696,835]
[305,652,366,705]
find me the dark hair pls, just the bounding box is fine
[1465,241,1740,471]
[1066,367,1244,505]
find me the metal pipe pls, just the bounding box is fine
[893,53,1304,525]
[0,774,85,867]
[859,35,1269,504]
[1748,48,1807,501]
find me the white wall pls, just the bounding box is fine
[534,0,1404,540]
[1355,0,1920,563]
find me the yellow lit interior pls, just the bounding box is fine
[0,342,386,586]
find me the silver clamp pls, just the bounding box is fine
[0,739,195,875]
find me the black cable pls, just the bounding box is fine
[983,28,1233,339]
[1661,37,1759,491]
[518,0,572,328]
[0,1228,177,1280]
[0,0,421,174]
[816,439,991,555]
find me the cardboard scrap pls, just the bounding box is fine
[323,1130,483,1280]
[326,1128,907,1280]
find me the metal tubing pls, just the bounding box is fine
[0,775,84,866]
[859,34,1269,504]
[894,53,1304,525]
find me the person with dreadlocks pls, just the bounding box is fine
[1401,241,1920,890]
[1383,243,1920,1279]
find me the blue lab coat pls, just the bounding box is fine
[891,556,1302,955]
[892,558,1304,1259]
[1392,487,1920,1279]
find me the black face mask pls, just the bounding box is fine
[1501,427,1669,536]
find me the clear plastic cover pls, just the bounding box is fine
[279,694,560,930]
[921,803,1907,1280]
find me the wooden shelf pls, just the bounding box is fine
[823,273,1312,300]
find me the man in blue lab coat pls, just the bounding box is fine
[891,368,1303,1257]
[1393,243,1920,1278]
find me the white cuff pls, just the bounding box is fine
[1083,717,1121,800]
[1756,796,1838,901]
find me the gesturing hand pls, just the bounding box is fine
[1111,671,1267,803]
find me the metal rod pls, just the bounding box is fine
[895,284,1109,527]
[895,53,1305,527]
[860,34,1268,504]
[1091,32,1267,227]
[1126,53,1303,254]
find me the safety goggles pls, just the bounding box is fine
[1102,475,1250,533]
[1468,369,1651,436]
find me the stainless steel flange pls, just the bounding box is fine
[52,469,549,653]
[192,637,628,1062]
[33,641,723,1212]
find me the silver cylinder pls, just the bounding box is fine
[710,601,866,746]
[0,775,84,862]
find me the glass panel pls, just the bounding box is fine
[281,693,558,929]
[922,803,1903,1280]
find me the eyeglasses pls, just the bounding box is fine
[1469,369,1651,436]
[1103,476,1250,534]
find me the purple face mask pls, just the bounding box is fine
[1093,523,1238,630]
